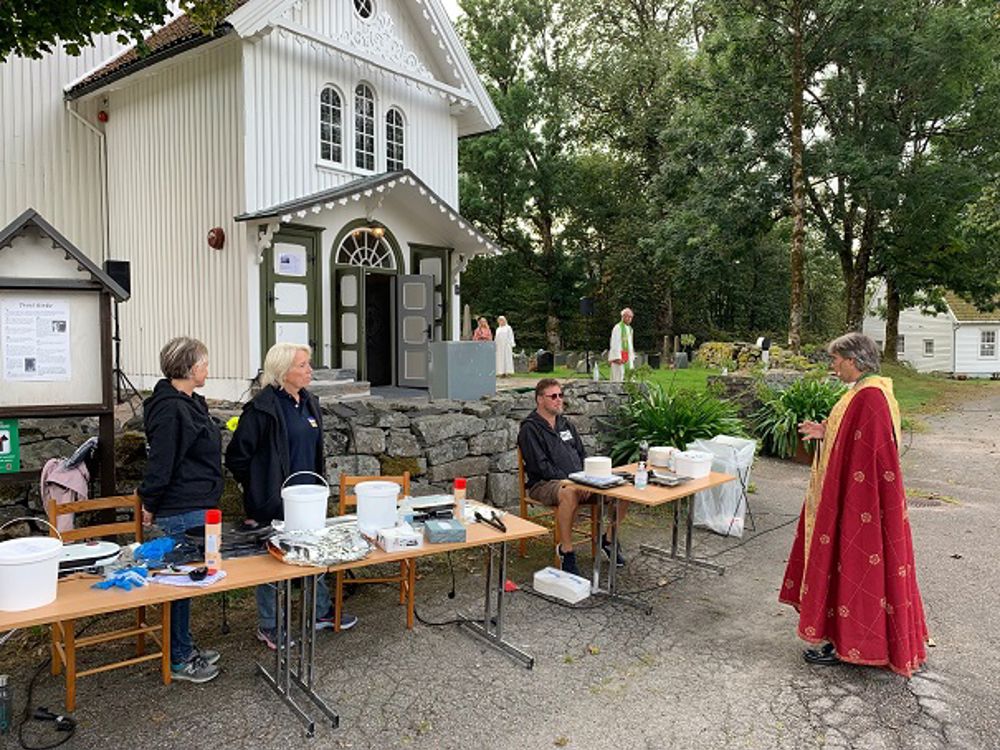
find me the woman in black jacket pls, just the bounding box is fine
[139,336,222,683]
[226,342,357,649]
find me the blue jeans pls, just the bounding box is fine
[155,509,208,665]
[256,576,331,630]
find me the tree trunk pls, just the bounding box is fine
[845,207,877,331]
[786,0,806,354]
[883,276,900,362]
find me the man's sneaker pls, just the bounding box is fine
[170,655,220,684]
[315,609,359,631]
[193,647,220,666]
[601,536,627,568]
[558,548,580,577]
[256,627,296,651]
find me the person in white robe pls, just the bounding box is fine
[494,315,516,376]
[608,308,635,382]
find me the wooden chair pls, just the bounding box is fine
[517,449,599,566]
[334,473,415,631]
[47,493,169,711]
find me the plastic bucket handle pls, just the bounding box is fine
[281,471,329,492]
[0,516,64,544]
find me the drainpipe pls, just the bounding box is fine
[65,100,109,262]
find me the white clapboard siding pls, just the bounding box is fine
[104,41,249,389]
[0,37,127,257]
[243,17,459,212]
[955,326,1000,376]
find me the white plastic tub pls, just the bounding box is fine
[281,471,330,532]
[0,535,62,612]
[674,450,713,479]
[355,480,401,538]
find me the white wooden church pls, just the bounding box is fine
[0,0,500,399]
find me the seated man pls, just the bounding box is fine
[518,378,628,576]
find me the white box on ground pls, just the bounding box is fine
[376,523,423,553]
[533,566,591,604]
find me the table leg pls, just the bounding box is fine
[640,497,726,575]
[459,542,534,669]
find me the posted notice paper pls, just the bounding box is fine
[2,298,71,381]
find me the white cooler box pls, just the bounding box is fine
[673,450,713,479]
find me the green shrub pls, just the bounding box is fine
[751,377,847,459]
[695,342,735,368]
[603,382,744,465]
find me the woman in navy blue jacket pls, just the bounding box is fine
[226,342,357,649]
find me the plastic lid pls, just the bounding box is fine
[0,536,62,565]
[454,477,467,489]
[205,509,222,524]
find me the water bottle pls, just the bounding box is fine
[0,674,11,736]
[204,509,222,571]
[634,461,648,490]
[592,363,600,381]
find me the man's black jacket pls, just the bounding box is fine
[138,379,223,517]
[517,410,585,489]
[225,385,324,525]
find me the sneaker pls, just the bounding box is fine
[601,536,627,568]
[256,627,296,651]
[170,655,220,684]
[557,548,580,577]
[315,609,359,631]
[194,647,220,666]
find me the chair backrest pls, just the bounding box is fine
[339,473,411,514]
[46,493,144,543]
[517,448,528,504]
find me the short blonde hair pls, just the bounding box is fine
[160,337,208,379]
[498,315,507,326]
[262,342,312,388]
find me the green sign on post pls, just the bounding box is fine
[0,419,20,473]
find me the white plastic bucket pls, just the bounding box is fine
[674,450,714,479]
[281,471,330,532]
[355,480,401,538]
[648,446,678,469]
[0,518,63,612]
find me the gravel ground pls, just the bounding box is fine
[2,389,998,749]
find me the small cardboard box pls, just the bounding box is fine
[376,524,423,553]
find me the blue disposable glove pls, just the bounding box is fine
[133,537,175,564]
[92,566,149,591]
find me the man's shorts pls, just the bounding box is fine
[527,479,596,507]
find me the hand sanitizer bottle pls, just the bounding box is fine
[634,461,648,490]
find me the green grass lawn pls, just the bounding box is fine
[523,360,999,418]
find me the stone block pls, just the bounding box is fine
[323,430,349,455]
[411,414,486,445]
[492,449,519,472]
[380,455,426,478]
[426,456,490,482]
[386,429,421,457]
[326,454,381,477]
[513,352,529,373]
[466,475,487,501]
[487,472,520,506]
[372,408,411,428]
[350,426,386,454]
[425,440,469,465]
[468,430,510,455]
[462,402,492,418]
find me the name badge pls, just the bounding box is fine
[559,430,573,442]
[307,417,318,428]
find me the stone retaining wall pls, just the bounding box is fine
[0,382,628,527]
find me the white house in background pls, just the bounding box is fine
[864,287,1000,377]
[0,0,500,399]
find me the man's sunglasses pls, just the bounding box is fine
[542,392,564,401]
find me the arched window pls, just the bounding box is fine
[354,0,374,19]
[319,86,342,163]
[336,227,396,269]
[386,107,404,172]
[354,83,375,171]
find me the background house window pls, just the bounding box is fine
[354,84,376,171]
[386,107,404,171]
[981,330,997,358]
[320,87,342,162]
[354,0,374,19]
[923,339,934,356]
[897,335,905,354]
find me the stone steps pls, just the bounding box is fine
[313,367,356,381]
[310,376,371,401]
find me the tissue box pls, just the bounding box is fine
[424,518,467,544]
[533,566,590,604]
[376,524,424,553]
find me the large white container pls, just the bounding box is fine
[583,456,612,477]
[281,471,330,532]
[674,450,713,479]
[0,535,63,612]
[648,446,678,469]
[355,480,401,538]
